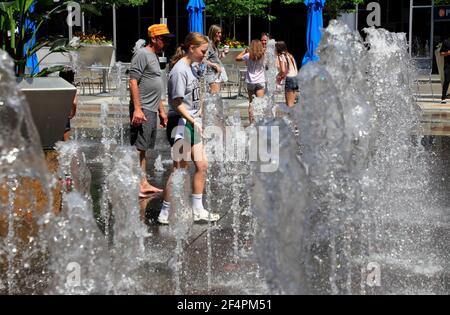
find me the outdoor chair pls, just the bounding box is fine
[74,67,103,95]
[109,62,131,94]
[77,45,115,95]
[223,66,240,98]
[89,65,113,94]
[238,68,248,98]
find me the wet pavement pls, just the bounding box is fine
[5,82,448,294]
[67,91,269,294]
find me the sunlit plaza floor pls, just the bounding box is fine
[66,90,270,294]
[64,84,450,294]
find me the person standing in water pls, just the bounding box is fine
[157,32,220,224]
[129,24,172,197]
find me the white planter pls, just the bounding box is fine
[435,48,445,88]
[221,48,246,68]
[36,46,71,70]
[18,77,77,149]
[78,44,114,67]
[35,44,115,70]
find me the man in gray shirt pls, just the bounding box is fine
[129,24,173,196]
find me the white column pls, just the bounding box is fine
[81,0,85,34]
[113,4,117,63]
[161,0,167,63]
[409,0,413,57]
[248,13,251,46]
[82,11,85,34]
[430,0,434,58]
[162,0,165,19]
[161,0,167,24]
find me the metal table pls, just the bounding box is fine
[88,65,111,95]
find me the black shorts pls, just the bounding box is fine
[65,119,71,132]
[129,107,158,151]
[285,76,299,92]
[247,82,266,94]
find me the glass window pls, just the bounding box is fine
[411,7,432,57]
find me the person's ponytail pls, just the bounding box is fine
[169,33,208,70]
[170,46,186,70]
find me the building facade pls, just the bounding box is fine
[42,1,449,69]
[349,1,449,58]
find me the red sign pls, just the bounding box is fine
[435,6,450,21]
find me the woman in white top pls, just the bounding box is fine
[236,40,266,123]
[276,41,299,107]
[157,32,220,225]
[205,24,228,94]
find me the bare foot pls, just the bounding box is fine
[139,191,162,199]
[140,184,163,194]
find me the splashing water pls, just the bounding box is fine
[50,142,100,295]
[154,154,165,173]
[252,21,450,294]
[168,169,192,294]
[265,39,278,98]
[2,19,449,295]
[107,146,149,294]
[111,62,128,145]
[0,51,54,294]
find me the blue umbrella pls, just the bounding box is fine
[187,0,205,33]
[302,0,326,66]
[25,1,39,75]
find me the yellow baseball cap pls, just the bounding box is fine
[148,24,174,38]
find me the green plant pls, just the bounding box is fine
[75,32,112,45]
[0,0,75,77]
[207,0,274,39]
[220,38,248,49]
[435,0,450,5]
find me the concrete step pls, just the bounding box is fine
[374,255,448,294]
[353,254,449,295]
[363,218,450,262]
[306,220,450,294]
[304,204,450,294]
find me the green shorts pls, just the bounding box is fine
[166,115,202,147]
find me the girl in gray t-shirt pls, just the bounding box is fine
[158,32,220,225]
[167,59,201,119]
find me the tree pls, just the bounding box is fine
[281,0,365,19]
[206,0,274,38]
[54,0,150,18]
[90,0,148,7]
[59,0,150,37]
[80,0,149,11]
[284,0,450,19]
[435,0,450,5]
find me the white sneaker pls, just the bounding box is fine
[441,100,447,104]
[193,209,220,222]
[157,210,169,225]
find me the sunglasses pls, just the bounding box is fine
[157,36,172,43]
